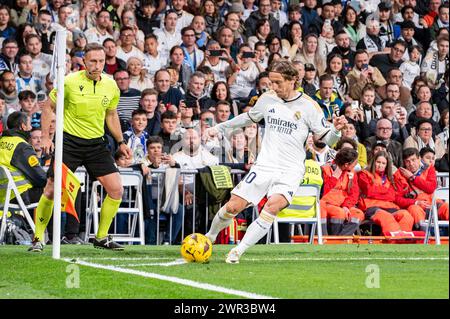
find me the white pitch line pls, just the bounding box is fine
[245,257,449,261]
[116,259,188,267]
[76,257,175,261]
[62,258,276,299]
[74,256,449,263]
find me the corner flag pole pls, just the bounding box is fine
[52,30,66,259]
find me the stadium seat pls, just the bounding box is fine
[0,165,36,244]
[423,187,449,245]
[85,169,145,245]
[436,172,449,188]
[269,185,323,245]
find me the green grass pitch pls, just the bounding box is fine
[0,244,448,299]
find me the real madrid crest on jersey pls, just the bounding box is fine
[294,111,301,120]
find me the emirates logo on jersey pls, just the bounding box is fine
[267,116,298,135]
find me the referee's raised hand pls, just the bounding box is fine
[41,135,54,155]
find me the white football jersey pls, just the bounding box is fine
[244,91,339,176]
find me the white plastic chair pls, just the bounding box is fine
[85,170,145,245]
[0,165,37,243]
[424,187,449,245]
[436,172,449,188]
[269,185,323,245]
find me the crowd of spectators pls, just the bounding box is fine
[0,0,448,244]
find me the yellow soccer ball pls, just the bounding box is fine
[180,233,213,263]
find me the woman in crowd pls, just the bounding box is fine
[340,120,368,169]
[324,53,349,100]
[297,33,325,76]
[266,34,289,59]
[342,4,366,51]
[127,56,153,91]
[282,20,303,60]
[358,151,414,235]
[202,0,221,36]
[248,19,272,50]
[404,118,446,160]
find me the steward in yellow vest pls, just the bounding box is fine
[0,112,47,204]
[278,159,323,219]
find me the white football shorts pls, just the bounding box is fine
[231,165,302,206]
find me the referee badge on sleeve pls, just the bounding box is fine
[102,97,110,107]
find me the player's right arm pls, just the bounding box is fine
[40,97,56,155]
[205,93,266,138]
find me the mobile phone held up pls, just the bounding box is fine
[242,51,255,59]
[209,50,223,57]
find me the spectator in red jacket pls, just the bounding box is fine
[320,148,364,235]
[394,148,449,229]
[358,151,414,235]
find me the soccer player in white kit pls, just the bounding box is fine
[204,61,347,263]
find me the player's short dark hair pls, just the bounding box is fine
[7,111,28,130]
[18,90,36,100]
[84,43,105,55]
[267,60,299,81]
[146,136,164,147]
[161,111,177,121]
[334,147,358,167]
[403,147,420,160]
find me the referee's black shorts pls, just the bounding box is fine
[47,132,118,179]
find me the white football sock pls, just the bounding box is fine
[235,210,275,256]
[205,205,235,243]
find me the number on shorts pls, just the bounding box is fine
[245,172,257,184]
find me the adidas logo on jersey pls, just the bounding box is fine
[269,108,275,113]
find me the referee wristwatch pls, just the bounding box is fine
[117,140,125,146]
